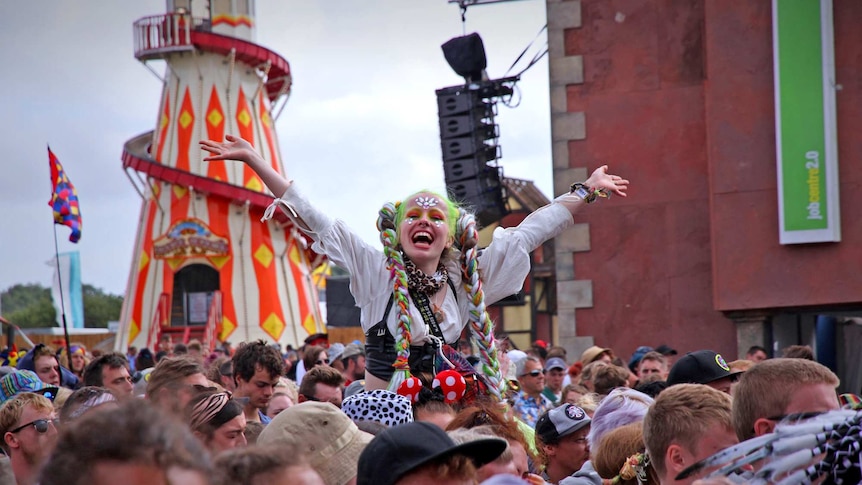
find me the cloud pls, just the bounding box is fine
[0,0,550,296]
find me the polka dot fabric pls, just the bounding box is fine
[433,369,466,404]
[341,389,414,427]
[397,376,423,403]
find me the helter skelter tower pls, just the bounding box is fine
[116,0,324,351]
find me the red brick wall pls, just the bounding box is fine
[706,0,862,310]
[561,0,862,361]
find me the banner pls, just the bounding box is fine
[773,0,840,244]
[48,251,84,329]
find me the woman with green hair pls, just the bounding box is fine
[201,135,628,400]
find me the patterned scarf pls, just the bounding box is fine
[404,257,448,295]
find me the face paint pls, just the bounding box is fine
[415,196,438,209]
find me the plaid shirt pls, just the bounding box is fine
[512,391,554,428]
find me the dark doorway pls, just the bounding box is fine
[170,264,220,327]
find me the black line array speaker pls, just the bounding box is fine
[436,84,508,226]
[325,277,360,328]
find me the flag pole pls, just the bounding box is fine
[51,224,73,359]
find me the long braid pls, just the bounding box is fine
[377,202,413,391]
[456,209,504,401]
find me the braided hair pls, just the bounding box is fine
[377,192,504,400]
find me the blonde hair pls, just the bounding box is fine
[593,422,659,485]
[732,358,838,441]
[643,384,732,477]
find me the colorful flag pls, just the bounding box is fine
[48,147,82,243]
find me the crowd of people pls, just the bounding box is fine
[2,135,853,484]
[0,335,854,485]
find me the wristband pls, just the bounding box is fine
[569,182,609,203]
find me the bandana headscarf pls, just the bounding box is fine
[189,391,232,431]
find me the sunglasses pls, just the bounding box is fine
[10,418,59,434]
[523,369,545,377]
[315,360,327,365]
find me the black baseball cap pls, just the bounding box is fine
[535,403,591,444]
[655,344,678,356]
[357,421,506,485]
[667,350,741,386]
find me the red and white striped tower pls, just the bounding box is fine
[116,1,324,352]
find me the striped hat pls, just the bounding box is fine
[0,370,58,403]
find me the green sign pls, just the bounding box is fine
[773,0,841,244]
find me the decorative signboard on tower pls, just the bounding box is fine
[773,0,841,244]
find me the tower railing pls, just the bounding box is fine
[146,292,170,350]
[133,13,208,60]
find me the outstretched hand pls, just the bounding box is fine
[585,165,629,197]
[199,134,258,164]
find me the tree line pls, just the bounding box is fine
[0,283,123,329]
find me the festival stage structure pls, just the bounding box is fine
[116,0,324,352]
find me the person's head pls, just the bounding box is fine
[134,348,155,371]
[745,345,768,363]
[588,387,654,448]
[340,343,366,382]
[627,346,654,374]
[302,345,329,372]
[358,421,506,485]
[266,392,293,420]
[82,352,134,399]
[643,384,736,485]
[448,426,521,482]
[343,389,413,427]
[0,370,59,403]
[158,334,173,353]
[535,404,592,479]
[59,386,118,423]
[186,391,247,454]
[38,400,212,485]
[666,350,741,395]
[214,445,324,485]
[733,358,839,441]
[593,422,659,485]
[593,362,631,396]
[259,401,374,485]
[580,346,614,366]
[561,383,590,404]
[516,356,545,396]
[781,344,814,360]
[146,356,211,414]
[206,356,236,392]
[544,357,567,393]
[32,345,61,387]
[637,351,668,381]
[232,340,284,410]
[394,191,459,266]
[66,345,89,373]
[298,365,344,408]
[446,404,533,477]
[0,392,58,468]
[578,360,609,391]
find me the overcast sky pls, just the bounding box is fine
[0,0,551,297]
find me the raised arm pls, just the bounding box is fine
[555,165,629,215]
[200,134,292,198]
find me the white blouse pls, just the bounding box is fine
[266,183,574,345]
